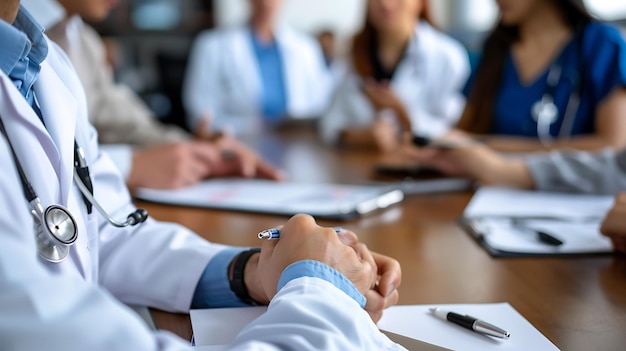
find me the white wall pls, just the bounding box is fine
[215,0,367,36]
[214,0,459,36]
[214,0,626,38]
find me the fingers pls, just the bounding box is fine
[365,289,400,323]
[362,252,401,323]
[213,139,284,180]
[189,141,221,165]
[256,160,286,181]
[372,252,402,298]
[612,237,626,254]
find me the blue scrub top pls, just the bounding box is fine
[488,22,626,137]
[250,30,288,124]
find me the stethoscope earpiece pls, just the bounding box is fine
[127,209,149,226]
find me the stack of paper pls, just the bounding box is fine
[462,187,614,256]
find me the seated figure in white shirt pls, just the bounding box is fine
[23,0,282,190]
[183,0,334,136]
[320,0,470,152]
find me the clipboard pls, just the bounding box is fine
[459,217,613,258]
[460,187,615,257]
[135,179,404,220]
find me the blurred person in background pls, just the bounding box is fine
[23,0,283,190]
[454,0,626,152]
[405,142,626,253]
[184,0,333,136]
[320,0,470,152]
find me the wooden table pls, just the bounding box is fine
[142,129,626,351]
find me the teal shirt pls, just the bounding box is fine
[250,30,288,123]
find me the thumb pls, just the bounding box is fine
[336,228,358,246]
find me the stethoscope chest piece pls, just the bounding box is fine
[532,96,559,125]
[33,204,78,263]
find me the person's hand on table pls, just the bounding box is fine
[244,215,401,322]
[600,193,626,254]
[208,134,284,181]
[402,134,534,189]
[192,113,284,181]
[127,141,221,190]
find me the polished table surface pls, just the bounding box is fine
[141,129,626,350]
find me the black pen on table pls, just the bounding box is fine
[512,220,564,246]
[258,227,344,240]
[429,307,511,339]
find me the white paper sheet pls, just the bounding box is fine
[191,307,266,346]
[191,303,557,351]
[464,187,614,220]
[377,303,560,351]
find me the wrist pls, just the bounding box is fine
[487,159,534,189]
[243,252,269,305]
[228,248,266,305]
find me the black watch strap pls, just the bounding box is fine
[229,248,261,305]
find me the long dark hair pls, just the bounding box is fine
[457,0,593,134]
[352,0,434,78]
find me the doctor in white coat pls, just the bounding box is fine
[183,0,333,136]
[320,0,470,151]
[0,4,403,350]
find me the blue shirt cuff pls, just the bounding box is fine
[277,260,367,308]
[191,248,248,309]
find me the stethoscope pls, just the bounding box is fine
[0,116,148,263]
[530,28,585,146]
[530,64,581,146]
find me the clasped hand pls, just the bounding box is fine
[245,214,401,323]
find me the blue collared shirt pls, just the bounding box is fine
[192,250,365,309]
[0,6,48,108]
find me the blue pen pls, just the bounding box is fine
[258,227,344,240]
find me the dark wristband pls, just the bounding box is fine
[228,248,261,305]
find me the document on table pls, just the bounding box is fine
[464,187,614,220]
[136,179,403,220]
[190,303,555,350]
[378,303,559,351]
[461,187,614,257]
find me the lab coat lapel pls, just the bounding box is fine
[392,26,425,102]
[33,60,77,205]
[232,29,261,107]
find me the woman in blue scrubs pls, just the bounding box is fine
[456,0,626,152]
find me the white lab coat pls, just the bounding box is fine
[0,31,403,351]
[320,21,470,144]
[184,25,333,135]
